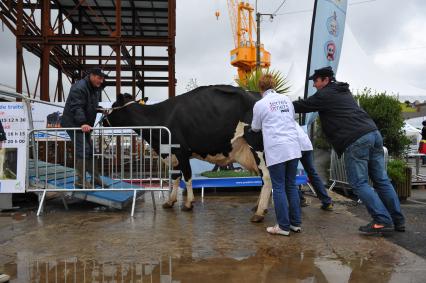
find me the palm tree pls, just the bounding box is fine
[236,69,291,94]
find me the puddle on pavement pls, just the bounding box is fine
[2,250,397,283]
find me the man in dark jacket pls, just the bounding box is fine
[0,120,6,180]
[61,68,106,188]
[0,120,6,147]
[293,66,405,234]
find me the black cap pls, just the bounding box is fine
[308,66,334,80]
[89,67,107,78]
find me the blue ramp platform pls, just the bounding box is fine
[179,159,308,190]
[27,160,142,209]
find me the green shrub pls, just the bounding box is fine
[313,119,331,150]
[357,88,410,158]
[387,159,407,183]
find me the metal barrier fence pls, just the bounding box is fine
[27,126,176,216]
[328,147,389,191]
[10,255,175,283]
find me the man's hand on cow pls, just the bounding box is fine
[81,124,92,132]
[248,127,261,133]
[96,107,108,114]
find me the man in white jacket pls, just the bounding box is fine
[251,74,302,236]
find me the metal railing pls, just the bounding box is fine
[11,255,175,283]
[329,147,388,191]
[27,126,176,216]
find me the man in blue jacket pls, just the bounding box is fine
[293,66,405,234]
[61,68,106,188]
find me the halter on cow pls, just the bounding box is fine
[103,85,272,222]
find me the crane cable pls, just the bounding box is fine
[272,0,288,17]
[269,0,288,42]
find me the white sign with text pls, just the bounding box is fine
[0,103,28,193]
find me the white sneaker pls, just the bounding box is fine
[266,224,290,236]
[0,273,10,283]
[290,225,302,233]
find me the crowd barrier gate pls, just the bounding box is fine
[328,147,389,192]
[11,253,174,283]
[27,126,177,216]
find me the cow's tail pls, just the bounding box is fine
[243,126,264,152]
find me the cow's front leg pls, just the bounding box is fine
[179,155,194,211]
[162,175,181,209]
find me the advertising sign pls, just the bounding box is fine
[304,0,348,126]
[31,102,69,140]
[0,103,28,193]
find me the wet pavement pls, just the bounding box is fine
[1,191,426,282]
[348,186,426,260]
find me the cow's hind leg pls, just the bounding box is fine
[251,152,271,222]
[162,171,181,209]
[231,139,271,222]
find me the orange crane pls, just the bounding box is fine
[224,1,271,81]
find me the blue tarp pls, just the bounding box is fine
[179,159,308,189]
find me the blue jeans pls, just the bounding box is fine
[344,130,405,225]
[300,150,332,205]
[268,159,301,231]
[67,130,93,159]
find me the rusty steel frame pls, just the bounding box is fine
[0,0,176,102]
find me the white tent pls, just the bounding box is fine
[338,26,426,98]
[286,25,426,101]
[403,121,421,146]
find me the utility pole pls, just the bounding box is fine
[256,12,261,70]
[255,11,273,71]
[255,0,259,70]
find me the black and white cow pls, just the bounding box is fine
[103,85,271,222]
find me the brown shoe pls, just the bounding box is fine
[74,180,93,189]
[85,159,109,188]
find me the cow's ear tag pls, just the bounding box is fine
[138,99,145,105]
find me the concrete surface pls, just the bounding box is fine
[0,190,425,283]
[348,186,426,261]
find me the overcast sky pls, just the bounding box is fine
[1,0,425,102]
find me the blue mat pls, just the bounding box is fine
[28,170,141,206]
[179,175,308,189]
[42,176,134,200]
[178,159,308,189]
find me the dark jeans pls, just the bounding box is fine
[268,159,301,231]
[300,150,332,205]
[67,130,93,159]
[344,130,405,225]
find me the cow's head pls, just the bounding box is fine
[111,93,134,108]
[102,93,134,127]
[102,93,149,127]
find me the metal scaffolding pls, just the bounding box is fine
[0,0,176,102]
